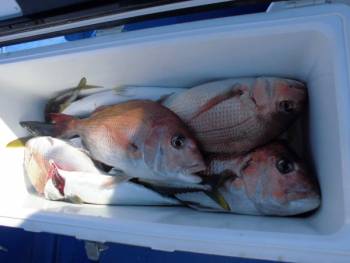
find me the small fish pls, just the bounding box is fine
[176,142,321,216]
[62,86,186,117]
[162,77,307,154]
[21,100,206,184]
[44,161,180,206]
[24,136,100,195]
[45,77,102,122]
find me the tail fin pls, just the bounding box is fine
[20,113,78,138]
[204,190,230,211]
[78,77,103,90]
[20,121,56,136]
[45,77,102,121]
[6,136,33,148]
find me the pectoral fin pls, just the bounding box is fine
[205,190,230,211]
[175,191,228,212]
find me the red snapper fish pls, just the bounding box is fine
[174,142,321,216]
[162,77,307,154]
[21,100,206,184]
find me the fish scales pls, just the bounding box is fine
[163,77,307,154]
[21,100,206,184]
[175,142,321,216]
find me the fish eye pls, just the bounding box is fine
[279,100,294,113]
[276,158,294,174]
[171,134,186,149]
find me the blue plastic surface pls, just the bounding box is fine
[0,226,277,263]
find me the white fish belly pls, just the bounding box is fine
[62,171,180,206]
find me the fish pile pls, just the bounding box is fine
[9,77,321,216]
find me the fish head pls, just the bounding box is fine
[252,77,307,121]
[144,120,206,183]
[273,78,307,115]
[237,142,320,216]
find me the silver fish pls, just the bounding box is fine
[45,162,180,206]
[62,86,186,117]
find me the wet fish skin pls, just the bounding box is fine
[24,137,181,205]
[176,142,321,216]
[21,100,206,184]
[62,86,186,117]
[24,136,100,195]
[162,77,307,154]
[45,162,180,206]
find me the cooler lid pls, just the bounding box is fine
[0,0,274,46]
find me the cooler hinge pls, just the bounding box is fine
[84,241,109,261]
[267,0,328,12]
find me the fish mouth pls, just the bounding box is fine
[260,196,321,216]
[286,187,320,201]
[287,196,321,215]
[175,163,206,184]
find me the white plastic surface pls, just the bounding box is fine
[0,3,350,262]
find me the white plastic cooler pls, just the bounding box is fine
[0,1,350,262]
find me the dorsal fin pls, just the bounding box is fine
[190,83,242,120]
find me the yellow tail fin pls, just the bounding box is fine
[6,136,33,148]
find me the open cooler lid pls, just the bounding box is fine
[0,0,277,46]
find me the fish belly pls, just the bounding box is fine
[62,171,179,205]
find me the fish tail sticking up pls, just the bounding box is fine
[78,77,103,91]
[20,113,79,138]
[44,77,102,122]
